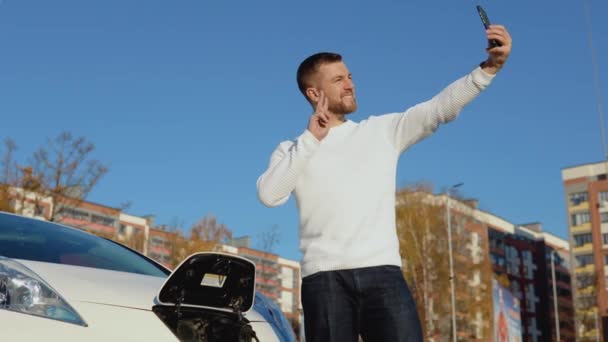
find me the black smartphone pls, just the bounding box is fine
[476,5,501,48]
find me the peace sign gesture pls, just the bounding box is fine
[307,90,331,141]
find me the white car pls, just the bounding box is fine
[0,212,295,341]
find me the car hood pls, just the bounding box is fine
[15,259,266,321]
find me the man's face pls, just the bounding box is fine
[310,61,357,115]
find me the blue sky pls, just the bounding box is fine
[1,0,606,261]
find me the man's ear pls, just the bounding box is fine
[306,88,319,103]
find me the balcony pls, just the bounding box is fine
[572,243,594,254]
[574,264,596,274]
[58,216,116,235]
[571,223,592,234]
[569,201,590,212]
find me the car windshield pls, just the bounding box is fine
[0,213,169,277]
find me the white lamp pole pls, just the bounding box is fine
[446,182,463,342]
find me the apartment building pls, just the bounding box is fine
[562,161,608,341]
[147,226,174,267]
[418,193,574,341]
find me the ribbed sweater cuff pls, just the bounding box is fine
[471,66,496,89]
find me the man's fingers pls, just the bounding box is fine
[489,24,506,31]
[487,33,511,47]
[487,26,512,45]
[488,24,509,37]
[487,46,509,55]
[315,91,323,110]
[321,91,328,111]
[487,31,509,41]
[322,112,330,123]
[318,115,327,128]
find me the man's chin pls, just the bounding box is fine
[331,104,357,115]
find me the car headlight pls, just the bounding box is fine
[0,256,87,326]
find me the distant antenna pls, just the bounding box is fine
[583,0,608,165]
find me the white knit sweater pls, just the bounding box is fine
[257,67,495,277]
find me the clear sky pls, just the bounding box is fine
[1,0,606,261]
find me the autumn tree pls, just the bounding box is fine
[166,215,233,268]
[396,185,451,340]
[0,139,17,213]
[0,133,108,221]
[574,272,600,342]
[396,184,493,341]
[30,132,108,221]
[162,219,189,268]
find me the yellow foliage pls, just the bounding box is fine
[395,186,493,340]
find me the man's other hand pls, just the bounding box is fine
[308,91,331,141]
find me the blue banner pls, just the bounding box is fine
[493,279,522,342]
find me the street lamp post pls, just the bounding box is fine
[550,250,560,342]
[446,182,463,342]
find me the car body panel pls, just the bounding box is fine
[0,301,179,341]
[0,212,286,341]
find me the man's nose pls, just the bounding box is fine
[344,79,355,90]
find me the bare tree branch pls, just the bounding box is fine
[257,224,281,253]
[28,132,108,221]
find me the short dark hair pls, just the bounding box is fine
[296,52,342,97]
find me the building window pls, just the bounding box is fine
[604,233,608,245]
[574,233,593,246]
[571,211,591,226]
[570,191,589,205]
[605,255,608,265]
[149,252,162,262]
[576,254,594,267]
[151,236,166,246]
[58,207,90,221]
[490,253,505,267]
[601,212,608,223]
[488,229,505,249]
[91,214,116,227]
[506,247,520,276]
[600,191,608,203]
[525,284,538,313]
[34,204,45,216]
[522,250,536,280]
[510,281,522,299]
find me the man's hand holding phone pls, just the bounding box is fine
[476,6,512,75]
[481,25,512,74]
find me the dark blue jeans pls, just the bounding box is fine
[301,265,422,342]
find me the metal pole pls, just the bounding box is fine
[447,195,456,342]
[446,183,462,342]
[551,250,561,342]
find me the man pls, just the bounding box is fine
[257,25,512,341]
